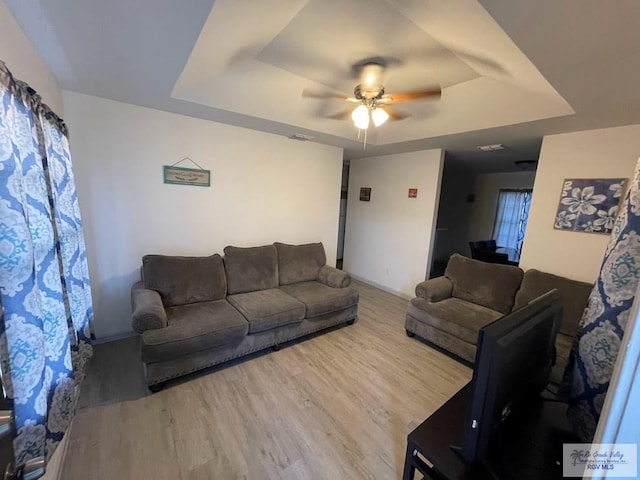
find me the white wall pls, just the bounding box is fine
[0,0,62,113]
[63,91,344,339]
[520,124,640,283]
[468,171,536,242]
[342,149,444,298]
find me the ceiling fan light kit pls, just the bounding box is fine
[371,107,389,127]
[351,104,389,130]
[352,104,370,129]
[302,61,441,142]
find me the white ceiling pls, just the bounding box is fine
[6,0,640,171]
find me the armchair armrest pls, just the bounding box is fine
[318,265,351,288]
[131,282,168,333]
[415,276,453,302]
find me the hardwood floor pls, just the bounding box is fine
[62,281,471,480]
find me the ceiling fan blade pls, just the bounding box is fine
[328,107,356,120]
[302,89,350,100]
[382,87,442,104]
[380,105,410,121]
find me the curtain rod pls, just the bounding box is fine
[0,60,68,137]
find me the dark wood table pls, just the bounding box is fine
[402,383,578,480]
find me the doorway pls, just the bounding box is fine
[336,160,349,269]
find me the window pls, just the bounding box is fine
[492,189,532,262]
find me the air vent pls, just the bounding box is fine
[287,133,315,141]
[477,144,504,151]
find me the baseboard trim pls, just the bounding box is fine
[346,272,412,300]
[93,330,137,345]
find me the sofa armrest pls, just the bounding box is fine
[131,282,168,333]
[318,265,351,288]
[415,276,453,302]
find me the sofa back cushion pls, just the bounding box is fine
[224,245,279,294]
[514,269,592,336]
[445,253,524,314]
[142,254,226,307]
[275,242,326,285]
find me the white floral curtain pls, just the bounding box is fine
[0,61,93,464]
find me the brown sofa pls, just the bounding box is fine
[405,254,592,384]
[132,242,359,390]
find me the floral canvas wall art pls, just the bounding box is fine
[554,178,626,234]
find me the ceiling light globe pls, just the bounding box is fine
[372,107,389,127]
[352,105,370,129]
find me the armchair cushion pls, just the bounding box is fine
[408,297,503,344]
[318,265,351,288]
[552,333,574,385]
[445,254,524,314]
[223,245,279,294]
[415,277,453,302]
[131,282,168,333]
[514,269,592,336]
[275,242,326,285]
[142,254,226,307]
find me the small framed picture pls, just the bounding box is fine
[408,188,418,198]
[360,187,372,202]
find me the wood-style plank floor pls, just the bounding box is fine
[62,281,471,480]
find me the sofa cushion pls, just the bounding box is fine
[142,254,226,307]
[514,269,592,337]
[279,281,359,318]
[274,242,326,285]
[408,297,503,344]
[141,299,247,363]
[227,288,305,334]
[223,245,279,294]
[445,253,524,314]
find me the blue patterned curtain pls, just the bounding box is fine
[492,189,532,262]
[0,61,93,464]
[563,160,640,442]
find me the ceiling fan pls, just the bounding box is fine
[302,61,441,130]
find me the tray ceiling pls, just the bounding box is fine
[172,0,573,146]
[6,0,640,164]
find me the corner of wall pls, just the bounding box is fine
[0,0,63,113]
[424,150,445,279]
[343,148,444,297]
[519,125,640,283]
